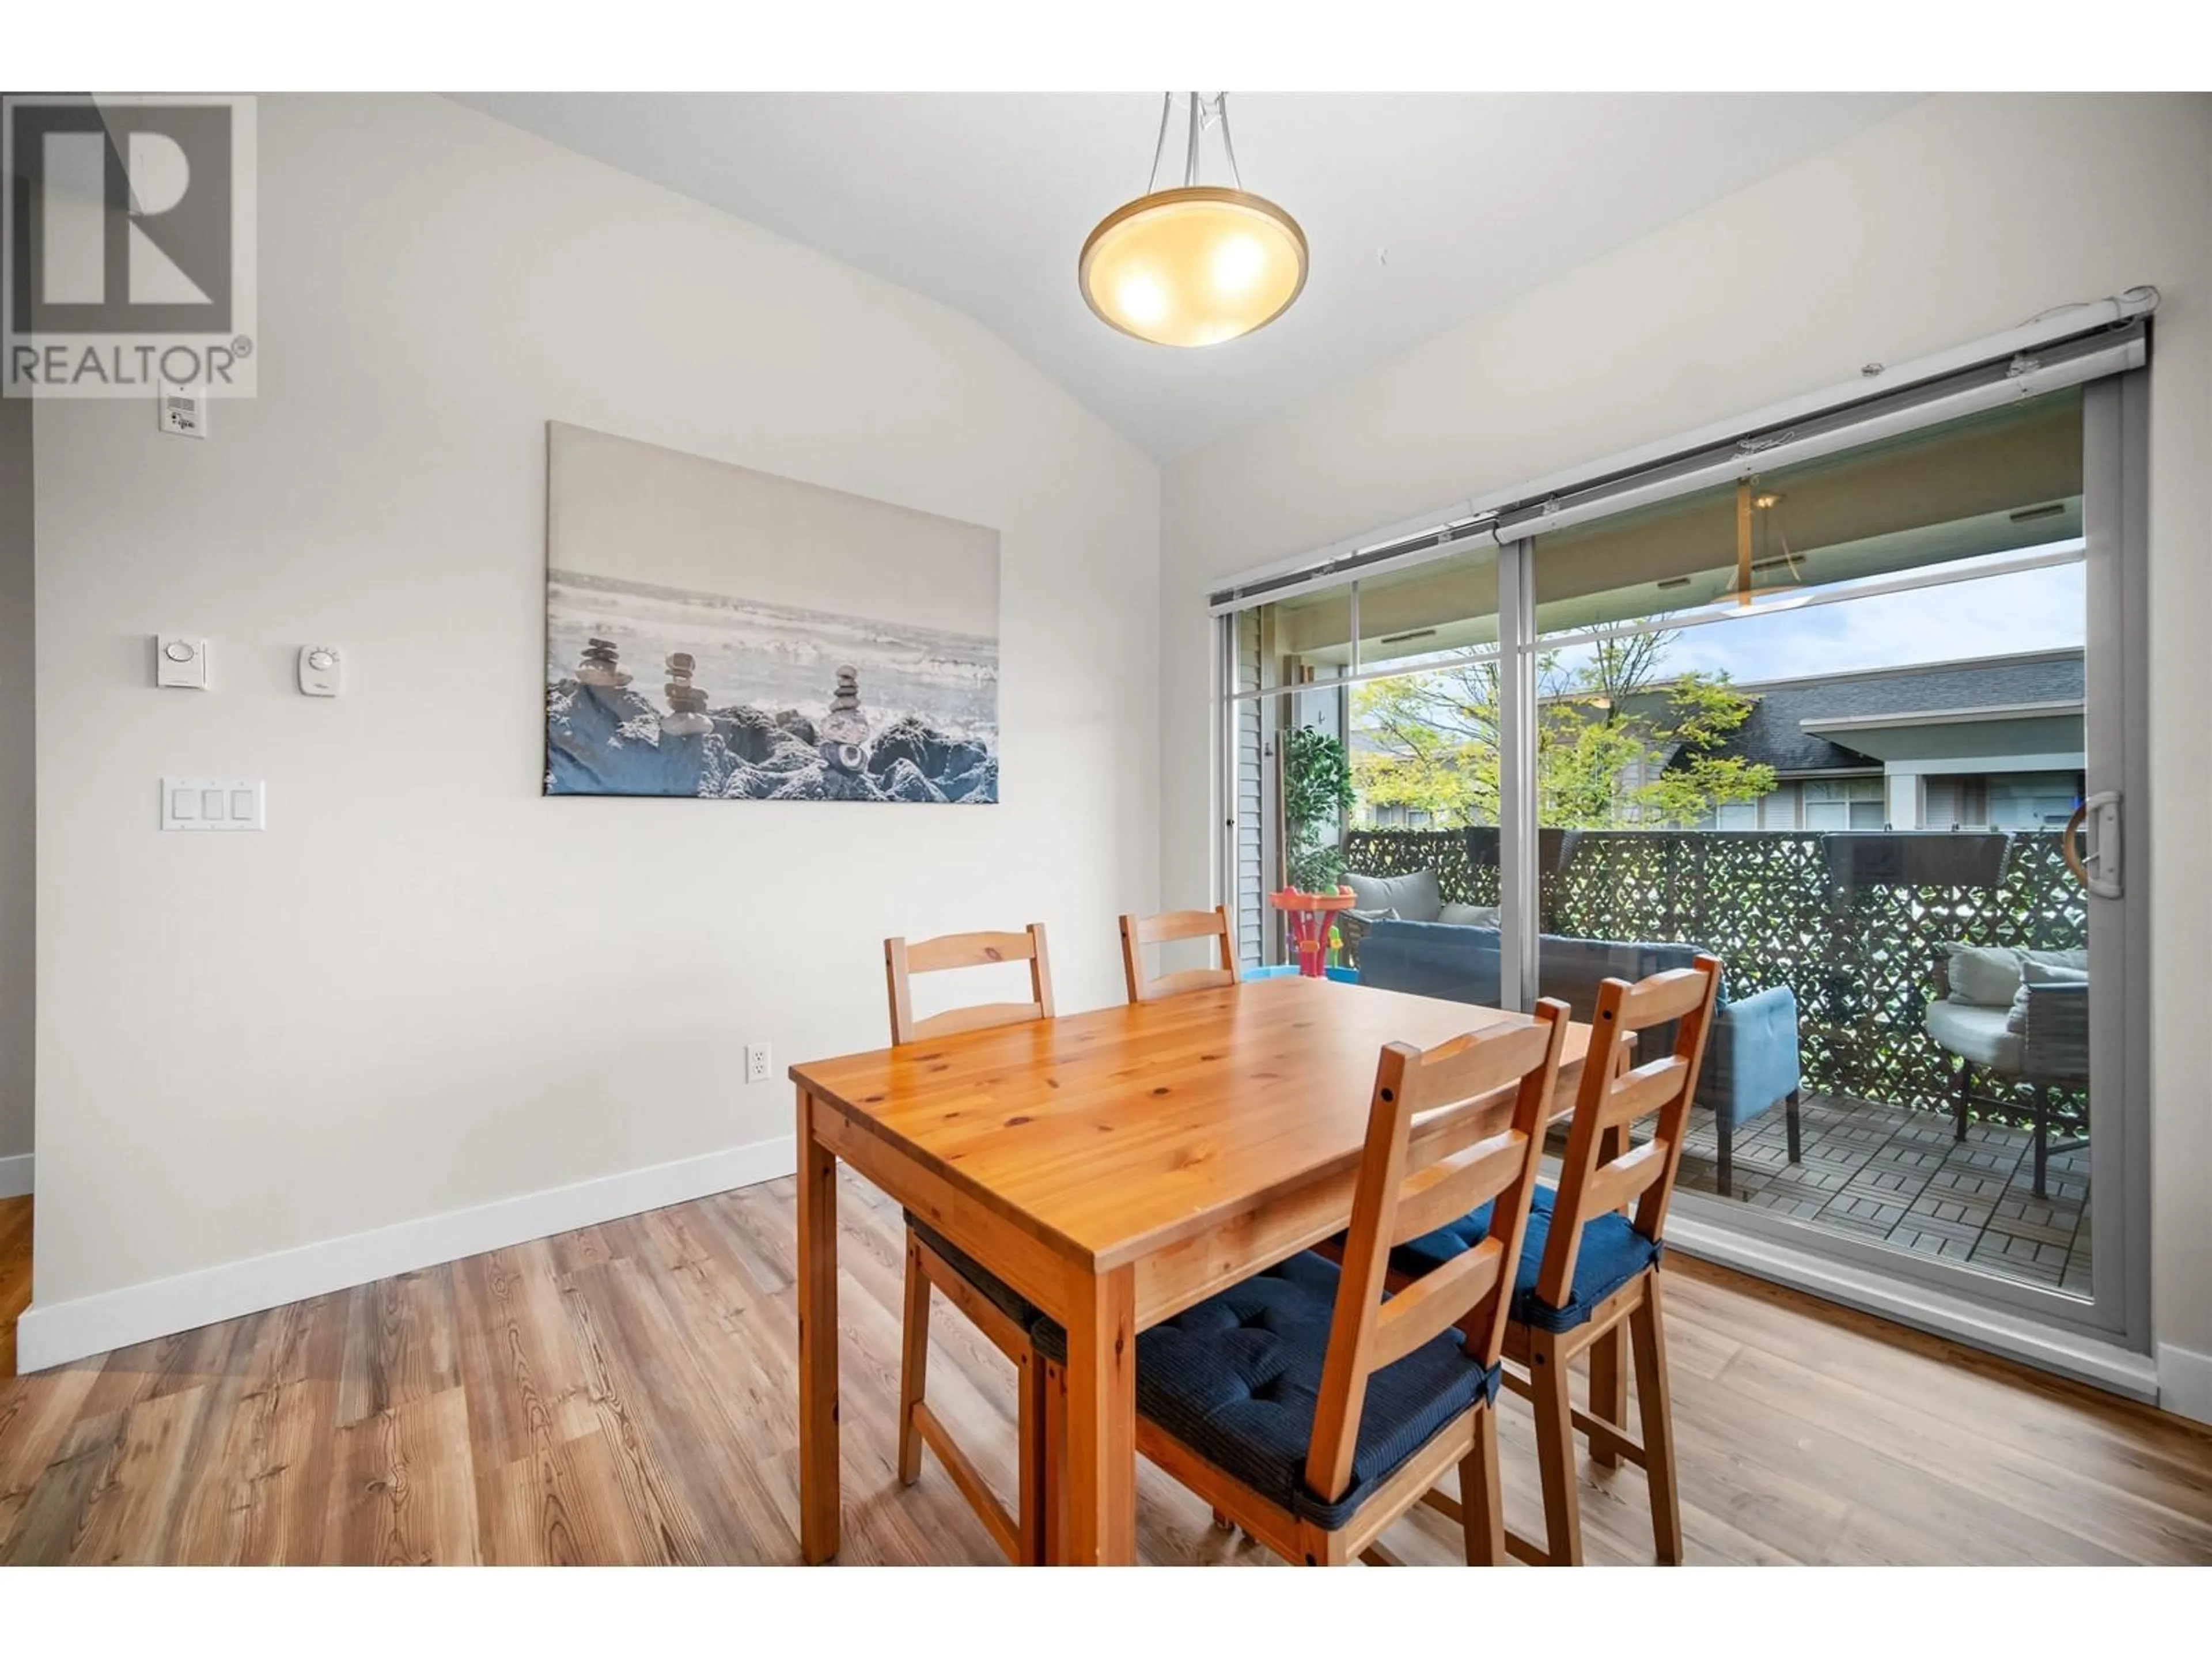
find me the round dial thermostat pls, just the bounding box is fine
[163,639,196,662]
[297,644,342,697]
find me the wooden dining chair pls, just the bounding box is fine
[1043,1002,1571,1566]
[883,923,1056,1563]
[1403,955,1722,1567]
[1118,906,1237,1003]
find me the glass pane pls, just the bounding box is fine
[1223,684,1355,970]
[1528,385,2094,1305]
[1333,667,1505,988]
[1226,549,1502,978]
[1534,392,2084,638]
[1353,546,1501,677]
[1254,585,1352,690]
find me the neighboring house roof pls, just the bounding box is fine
[1675,647,2085,775]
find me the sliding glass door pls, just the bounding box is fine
[1220,365,2148,1349]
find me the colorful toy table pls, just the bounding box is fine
[1268,886,1358,978]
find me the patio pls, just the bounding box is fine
[1336,824,2097,1300]
[1675,1093,2091,1296]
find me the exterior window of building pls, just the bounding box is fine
[1987,771,2083,830]
[1803,777,1885,830]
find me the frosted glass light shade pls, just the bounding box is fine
[1080,186,1308,348]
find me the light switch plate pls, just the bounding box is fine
[162,778,264,832]
[154,636,209,690]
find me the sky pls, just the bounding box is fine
[1566,548,2085,687]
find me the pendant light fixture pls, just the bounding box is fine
[1728,479,1811,612]
[1080,92,1308,348]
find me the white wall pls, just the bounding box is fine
[0,393,31,1194]
[1160,94,2212,1407]
[26,95,1160,1342]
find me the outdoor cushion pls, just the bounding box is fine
[1696,982,1802,1132]
[1344,868,1444,925]
[1922,998,2024,1073]
[906,1213,1040,1329]
[1944,943,2025,1007]
[1032,1250,1497,1531]
[1356,918,1502,1005]
[1391,1186,1663,1335]
[1438,902,1502,928]
[2007,959,2088,1035]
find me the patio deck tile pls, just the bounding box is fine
[1676,1091,2089,1298]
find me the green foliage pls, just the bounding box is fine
[1282,724,1355,892]
[1351,632,1775,831]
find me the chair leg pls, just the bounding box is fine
[1628,1278,1684,1566]
[1016,1349,1048,1565]
[2032,1092,2050,1200]
[1714,1112,1733,1198]
[897,1235,930,1487]
[1460,1403,1506,1566]
[1785,1089,1803,1166]
[1953,1057,1973,1142]
[1041,1358,1065,1565]
[1588,1325,1627,1469]
[1529,1338,1584,1567]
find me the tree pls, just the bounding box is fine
[1282,723,1355,892]
[1350,628,1775,831]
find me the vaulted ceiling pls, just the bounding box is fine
[454,92,1921,461]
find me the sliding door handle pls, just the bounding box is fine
[2062,790,2122,900]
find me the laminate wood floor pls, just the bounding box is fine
[0,1198,29,1382]
[0,1173,2206,1565]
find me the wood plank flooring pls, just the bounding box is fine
[0,1173,2206,1565]
[0,1196,29,1381]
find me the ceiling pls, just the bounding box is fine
[453,93,1921,461]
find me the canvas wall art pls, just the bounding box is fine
[544,422,1000,802]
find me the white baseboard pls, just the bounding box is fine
[1665,1213,2160,1403]
[2156,1342,2212,1426]
[14,1135,795,1373]
[0,1152,29,1199]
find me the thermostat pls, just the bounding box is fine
[158,383,207,439]
[297,644,343,697]
[155,636,209,690]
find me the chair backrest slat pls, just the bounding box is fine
[1303,999,1571,1506]
[1119,907,1236,1004]
[884,923,1055,1047]
[1367,1240,1505,1372]
[1533,955,1721,1312]
[1620,965,1717,1028]
[1578,1137,1669,1218]
[905,929,1041,975]
[1597,1056,1691,1132]
[1389,1132,1533,1247]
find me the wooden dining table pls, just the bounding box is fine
[789,974,1593,1566]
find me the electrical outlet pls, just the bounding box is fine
[745,1041,771,1084]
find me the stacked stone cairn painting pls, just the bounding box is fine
[544,422,999,803]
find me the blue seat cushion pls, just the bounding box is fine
[907,1213,1041,1331]
[1391,1185,1662,1334]
[1034,1251,1498,1531]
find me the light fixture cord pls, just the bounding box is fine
[1147,91,1246,195]
[1145,92,1173,194]
[1213,94,1245,191]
